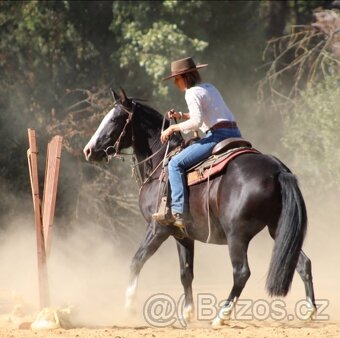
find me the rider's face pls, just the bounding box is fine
[174,75,186,91]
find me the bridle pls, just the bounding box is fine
[102,100,169,188]
[103,101,136,161]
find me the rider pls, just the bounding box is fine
[153,57,242,229]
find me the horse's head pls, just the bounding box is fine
[83,89,134,162]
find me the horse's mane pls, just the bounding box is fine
[132,99,165,127]
[137,100,183,143]
[131,99,183,174]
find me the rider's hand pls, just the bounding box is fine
[167,109,182,120]
[160,124,181,143]
[161,126,173,143]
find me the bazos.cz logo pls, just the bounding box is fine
[143,293,329,327]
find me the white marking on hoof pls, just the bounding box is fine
[212,316,227,327]
[211,297,238,327]
[124,277,138,313]
[182,304,195,323]
[302,297,317,320]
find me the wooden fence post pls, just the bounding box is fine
[27,129,63,309]
[27,129,49,309]
[42,136,63,256]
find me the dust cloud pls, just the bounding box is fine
[0,216,132,327]
[0,189,338,328]
[130,193,340,327]
[0,124,339,329]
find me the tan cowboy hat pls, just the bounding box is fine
[163,57,208,81]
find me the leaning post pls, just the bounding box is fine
[42,135,63,256]
[27,129,50,309]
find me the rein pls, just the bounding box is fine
[102,100,171,188]
[103,102,136,161]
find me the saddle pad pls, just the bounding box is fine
[187,148,260,186]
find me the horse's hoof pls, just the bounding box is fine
[304,306,317,321]
[125,305,137,316]
[299,298,317,321]
[124,301,137,317]
[211,311,230,327]
[182,305,194,323]
[211,316,228,327]
[211,300,235,327]
[177,305,194,327]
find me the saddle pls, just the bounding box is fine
[186,137,258,186]
[155,138,259,225]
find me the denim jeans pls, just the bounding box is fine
[168,127,242,214]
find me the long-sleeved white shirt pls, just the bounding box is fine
[179,83,236,134]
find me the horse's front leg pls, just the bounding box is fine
[176,237,195,323]
[125,223,170,313]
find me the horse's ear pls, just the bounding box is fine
[110,88,120,102]
[119,88,128,104]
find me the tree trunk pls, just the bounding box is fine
[266,1,289,39]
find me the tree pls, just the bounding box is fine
[258,4,340,195]
[282,74,340,192]
[0,1,100,188]
[2,1,331,241]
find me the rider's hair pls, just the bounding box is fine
[181,70,202,88]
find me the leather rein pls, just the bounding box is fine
[102,100,168,188]
[103,101,136,161]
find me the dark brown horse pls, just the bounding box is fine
[84,89,317,325]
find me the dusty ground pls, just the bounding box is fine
[0,194,338,337]
[0,320,340,338]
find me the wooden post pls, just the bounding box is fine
[27,129,49,309]
[42,136,63,256]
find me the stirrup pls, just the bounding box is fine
[172,213,187,229]
[172,212,192,230]
[152,194,173,225]
[152,212,175,226]
[152,212,188,231]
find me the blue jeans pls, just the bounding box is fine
[168,128,242,214]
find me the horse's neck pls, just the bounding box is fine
[133,112,166,179]
[132,107,181,179]
[136,135,162,159]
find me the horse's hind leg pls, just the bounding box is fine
[212,235,251,326]
[268,225,317,319]
[125,224,170,313]
[176,237,195,322]
[296,250,317,319]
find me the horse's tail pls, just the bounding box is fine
[266,170,307,297]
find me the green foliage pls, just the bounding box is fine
[282,74,340,190]
[0,0,332,234]
[120,20,207,95]
[110,1,208,96]
[0,1,101,194]
[257,3,340,185]
[0,1,101,132]
[1,2,98,85]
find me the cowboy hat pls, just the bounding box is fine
[163,57,208,81]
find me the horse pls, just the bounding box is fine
[83,88,317,326]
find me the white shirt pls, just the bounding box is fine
[179,83,236,134]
